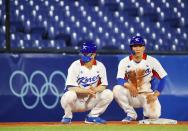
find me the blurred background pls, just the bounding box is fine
[0,0,188,54]
[0,0,188,122]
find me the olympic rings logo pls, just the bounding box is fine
[9,70,66,109]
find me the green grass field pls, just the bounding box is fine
[0,125,188,131]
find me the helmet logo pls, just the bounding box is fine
[83,45,87,50]
[80,41,97,54]
[135,38,140,42]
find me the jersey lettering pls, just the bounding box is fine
[77,75,100,87]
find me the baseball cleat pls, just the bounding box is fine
[61,117,71,124]
[122,116,134,123]
[85,116,106,124]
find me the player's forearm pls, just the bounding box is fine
[157,76,168,93]
[94,85,106,93]
[68,87,90,94]
[124,82,131,89]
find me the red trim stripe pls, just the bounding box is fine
[129,53,147,60]
[80,59,97,66]
[152,70,161,79]
[142,53,147,60]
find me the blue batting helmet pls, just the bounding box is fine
[130,36,145,46]
[80,40,97,54]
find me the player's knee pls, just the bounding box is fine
[101,89,113,102]
[61,90,77,105]
[146,110,161,119]
[113,85,124,98]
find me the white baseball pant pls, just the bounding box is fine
[113,85,161,120]
[60,89,113,119]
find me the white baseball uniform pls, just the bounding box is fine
[61,59,113,119]
[113,54,167,119]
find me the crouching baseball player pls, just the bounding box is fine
[60,40,113,124]
[113,36,168,123]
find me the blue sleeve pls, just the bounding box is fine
[151,76,168,93]
[117,78,128,86]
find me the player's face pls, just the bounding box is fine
[132,44,145,55]
[89,53,96,60]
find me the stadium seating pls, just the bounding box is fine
[1,0,188,52]
[0,0,5,49]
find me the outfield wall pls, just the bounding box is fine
[0,54,188,122]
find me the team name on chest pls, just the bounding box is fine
[78,75,100,84]
[77,69,100,84]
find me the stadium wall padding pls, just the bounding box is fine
[0,54,188,122]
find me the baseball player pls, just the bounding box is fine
[113,36,168,122]
[60,40,113,124]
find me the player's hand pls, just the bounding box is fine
[89,86,96,93]
[88,88,96,98]
[146,91,160,104]
[125,83,138,97]
[129,85,138,97]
